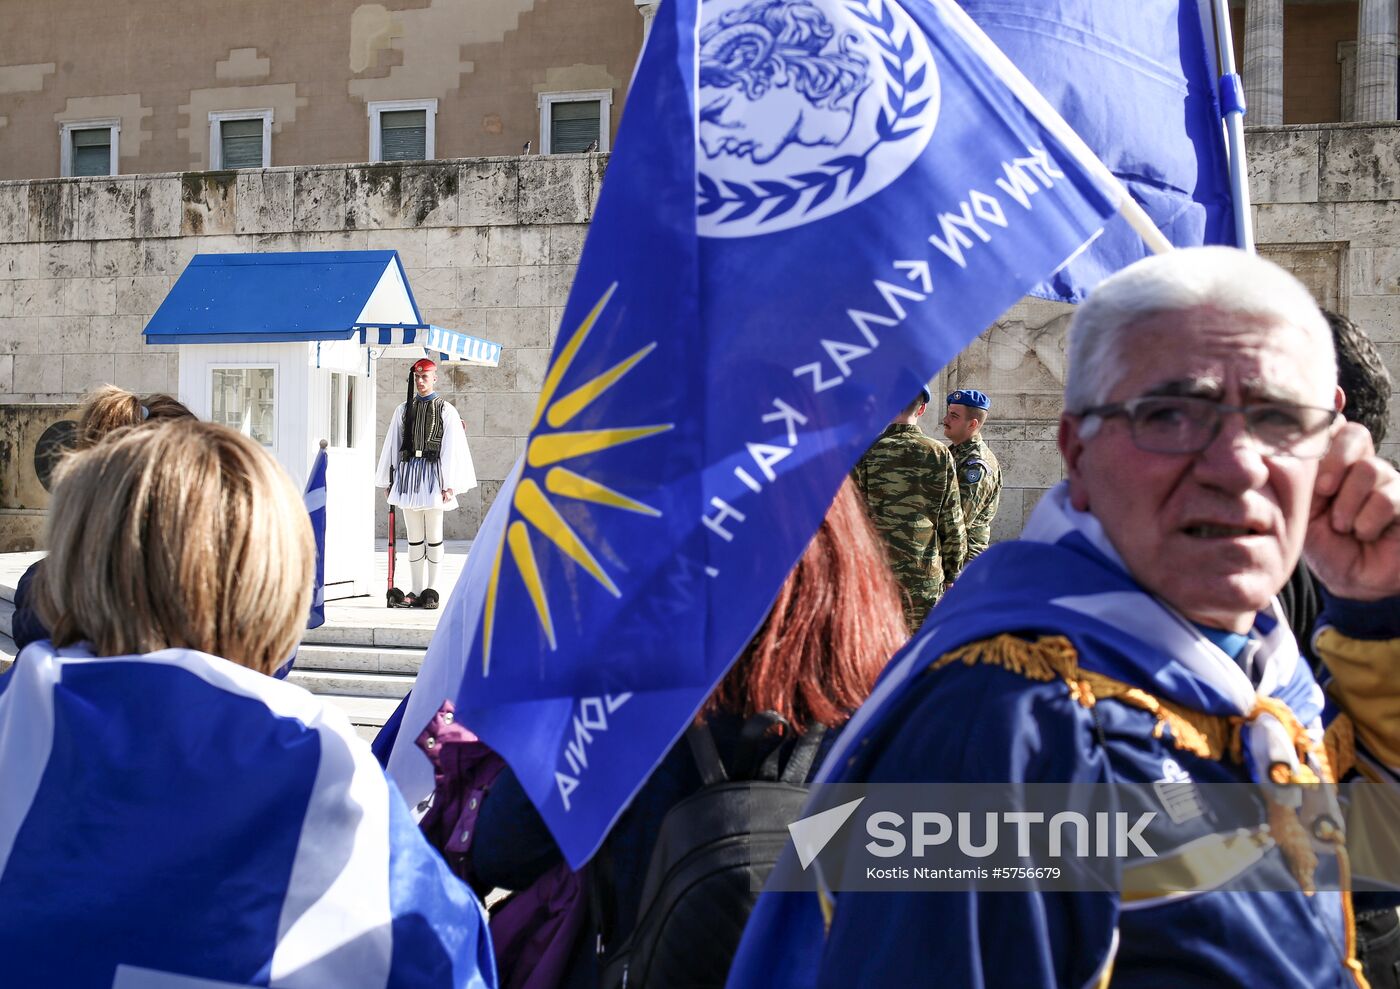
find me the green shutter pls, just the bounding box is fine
[550,101,600,153]
[380,110,427,161]
[220,118,264,170]
[71,128,112,176]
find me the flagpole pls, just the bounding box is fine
[1209,0,1256,252]
[935,0,1174,256]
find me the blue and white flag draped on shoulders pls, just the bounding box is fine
[0,642,496,989]
[958,0,1237,301]
[388,0,1147,867]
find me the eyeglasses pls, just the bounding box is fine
[1078,396,1338,458]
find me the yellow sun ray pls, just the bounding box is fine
[514,479,620,597]
[530,283,618,432]
[546,342,658,429]
[482,517,511,676]
[545,467,661,517]
[527,425,673,468]
[507,520,556,650]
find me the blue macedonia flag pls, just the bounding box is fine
[389,0,1139,866]
[959,0,1237,301]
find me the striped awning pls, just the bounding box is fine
[355,324,502,367]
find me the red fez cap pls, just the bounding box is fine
[411,358,437,373]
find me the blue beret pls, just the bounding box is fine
[919,384,932,405]
[947,389,990,410]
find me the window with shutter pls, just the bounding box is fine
[71,128,113,177]
[550,101,601,154]
[380,110,427,161]
[220,118,264,170]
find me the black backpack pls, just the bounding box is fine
[600,716,826,989]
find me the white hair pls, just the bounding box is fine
[1065,246,1335,416]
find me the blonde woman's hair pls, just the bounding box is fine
[37,421,314,674]
[75,385,195,450]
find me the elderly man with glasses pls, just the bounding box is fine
[729,247,1400,989]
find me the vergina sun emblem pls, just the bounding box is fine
[696,0,940,238]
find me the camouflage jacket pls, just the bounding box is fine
[852,423,967,631]
[951,432,1002,559]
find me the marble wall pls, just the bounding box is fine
[0,154,602,548]
[3,122,1399,551]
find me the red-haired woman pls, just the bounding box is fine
[459,478,907,988]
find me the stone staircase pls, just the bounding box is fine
[0,555,439,742]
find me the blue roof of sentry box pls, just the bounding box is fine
[143,250,502,365]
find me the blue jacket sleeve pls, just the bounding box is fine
[12,561,49,652]
[817,663,1119,989]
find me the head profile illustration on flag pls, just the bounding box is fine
[387,0,1181,866]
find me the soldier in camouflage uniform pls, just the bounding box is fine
[942,389,1002,559]
[852,385,967,632]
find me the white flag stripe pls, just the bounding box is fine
[0,646,59,877]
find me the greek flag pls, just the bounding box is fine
[389,0,1151,866]
[959,0,1237,301]
[304,445,329,631]
[0,643,496,989]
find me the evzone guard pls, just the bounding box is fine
[376,359,476,609]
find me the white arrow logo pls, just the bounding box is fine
[788,797,865,870]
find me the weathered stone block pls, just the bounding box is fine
[293,168,349,232]
[458,265,519,309]
[1319,127,1400,202]
[234,169,293,235]
[51,315,90,352]
[515,347,551,394]
[408,267,456,310]
[1000,439,1063,488]
[1349,295,1400,342]
[547,225,588,265]
[62,353,115,394]
[114,351,172,393]
[481,390,537,437]
[134,177,181,239]
[42,242,91,278]
[479,479,505,518]
[450,392,487,435]
[1247,130,1319,204]
[180,173,238,236]
[487,307,550,349]
[989,487,1024,544]
[367,228,429,269]
[545,264,578,307]
[1254,203,1338,244]
[0,244,42,280]
[519,157,591,225]
[399,165,458,228]
[15,279,64,318]
[458,159,519,226]
[0,355,12,395]
[470,435,519,481]
[0,280,14,318]
[115,275,171,316]
[1335,201,1400,248]
[27,181,77,242]
[0,185,27,243]
[141,238,199,276]
[14,353,63,394]
[423,226,488,267]
[63,277,116,317]
[92,239,143,277]
[77,179,136,241]
[589,153,608,214]
[195,234,241,255]
[486,226,523,266]
[0,316,41,353]
[89,314,147,352]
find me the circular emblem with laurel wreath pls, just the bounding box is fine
[696,0,939,238]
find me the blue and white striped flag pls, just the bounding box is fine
[304,445,329,631]
[0,642,496,989]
